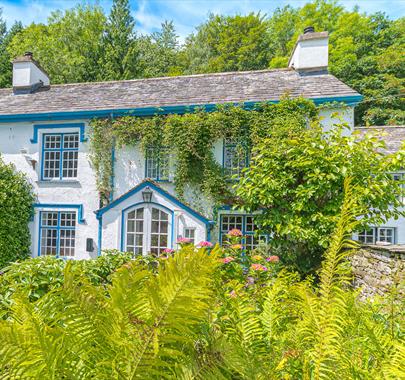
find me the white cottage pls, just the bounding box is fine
[1,29,398,260]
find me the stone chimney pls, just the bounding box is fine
[12,52,50,94]
[288,27,329,73]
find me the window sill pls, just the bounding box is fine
[36,180,81,187]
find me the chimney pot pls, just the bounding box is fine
[304,26,315,34]
[24,51,33,58]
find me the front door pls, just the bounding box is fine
[125,204,171,256]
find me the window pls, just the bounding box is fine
[145,147,169,181]
[223,137,248,178]
[357,227,395,244]
[184,227,196,244]
[42,133,79,180]
[377,228,395,244]
[392,173,404,202]
[125,205,171,256]
[220,214,267,250]
[40,211,76,257]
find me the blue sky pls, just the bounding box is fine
[1,0,404,42]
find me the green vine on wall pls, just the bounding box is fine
[88,97,318,205]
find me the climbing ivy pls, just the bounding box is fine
[88,97,318,205]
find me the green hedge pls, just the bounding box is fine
[0,157,35,269]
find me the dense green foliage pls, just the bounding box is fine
[89,98,405,273]
[89,98,318,202]
[0,157,34,269]
[236,111,405,273]
[0,0,403,125]
[0,182,404,378]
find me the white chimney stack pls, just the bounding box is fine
[12,52,50,94]
[288,27,329,73]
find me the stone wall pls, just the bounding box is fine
[350,245,404,299]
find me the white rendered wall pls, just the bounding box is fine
[100,188,208,252]
[0,121,99,259]
[2,103,403,259]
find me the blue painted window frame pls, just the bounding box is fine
[222,138,249,179]
[38,210,76,257]
[219,214,268,250]
[145,146,170,182]
[41,132,79,180]
[30,123,87,144]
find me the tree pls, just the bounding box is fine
[138,21,181,77]
[0,9,22,88]
[181,13,271,74]
[0,157,34,269]
[101,0,139,80]
[7,5,106,84]
[236,109,405,273]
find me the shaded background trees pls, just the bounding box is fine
[0,0,403,125]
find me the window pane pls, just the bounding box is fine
[146,147,169,180]
[40,211,76,257]
[149,208,169,256]
[43,133,79,180]
[224,138,247,178]
[184,228,195,243]
[126,207,144,254]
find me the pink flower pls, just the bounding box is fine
[250,263,268,271]
[163,248,175,254]
[198,241,213,248]
[230,244,243,250]
[177,237,192,244]
[228,228,243,237]
[222,257,235,264]
[266,255,280,263]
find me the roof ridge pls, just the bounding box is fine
[0,68,295,92]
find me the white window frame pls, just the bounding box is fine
[183,227,196,244]
[357,227,396,244]
[223,137,248,179]
[39,210,76,257]
[42,132,79,180]
[124,204,172,256]
[145,146,170,181]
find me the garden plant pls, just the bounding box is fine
[0,179,403,379]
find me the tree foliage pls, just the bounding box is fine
[236,111,405,273]
[0,1,403,125]
[0,156,34,269]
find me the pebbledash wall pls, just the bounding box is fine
[0,106,356,259]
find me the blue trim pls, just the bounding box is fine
[145,147,171,182]
[95,180,212,226]
[120,202,175,252]
[30,123,86,143]
[222,138,249,178]
[38,210,77,257]
[110,141,115,202]
[0,96,364,123]
[218,212,268,249]
[33,203,85,224]
[41,132,79,181]
[97,216,103,256]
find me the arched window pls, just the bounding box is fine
[125,204,171,256]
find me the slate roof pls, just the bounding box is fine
[355,126,405,154]
[0,68,360,117]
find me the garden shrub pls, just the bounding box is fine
[0,157,35,269]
